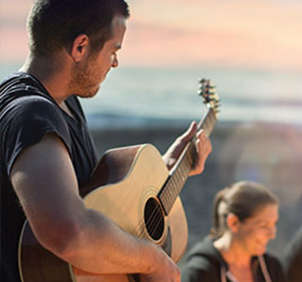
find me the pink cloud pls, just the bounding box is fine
[0,27,29,63]
[120,21,302,70]
[2,0,302,70]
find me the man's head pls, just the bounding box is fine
[27,0,129,57]
[68,15,127,97]
[27,0,129,98]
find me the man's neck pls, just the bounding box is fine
[20,53,71,106]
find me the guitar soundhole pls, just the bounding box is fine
[144,197,165,241]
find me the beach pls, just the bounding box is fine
[89,120,302,259]
[1,64,301,259]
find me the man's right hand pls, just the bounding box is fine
[139,249,181,282]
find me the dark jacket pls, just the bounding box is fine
[181,236,286,282]
[283,226,302,282]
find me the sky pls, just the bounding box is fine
[1,0,302,70]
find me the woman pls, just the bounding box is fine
[181,181,286,282]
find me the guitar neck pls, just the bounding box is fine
[158,106,216,214]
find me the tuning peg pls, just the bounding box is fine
[199,79,215,88]
[199,78,208,84]
[210,93,219,101]
[198,87,216,96]
[198,78,220,117]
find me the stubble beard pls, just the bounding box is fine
[69,60,100,98]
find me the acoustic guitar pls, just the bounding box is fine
[18,78,220,282]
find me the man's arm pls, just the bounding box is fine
[10,133,180,281]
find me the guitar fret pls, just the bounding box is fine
[159,79,218,215]
[159,130,209,214]
[161,155,191,213]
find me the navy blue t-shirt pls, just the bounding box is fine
[0,72,98,281]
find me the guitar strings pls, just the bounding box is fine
[133,148,194,240]
[135,144,195,239]
[134,81,218,241]
[134,155,192,239]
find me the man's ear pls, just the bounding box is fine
[226,213,240,233]
[70,34,89,63]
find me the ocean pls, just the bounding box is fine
[1,64,302,128]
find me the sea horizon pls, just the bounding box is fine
[1,64,302,129]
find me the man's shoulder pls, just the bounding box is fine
[0,72,59,118]
[1,72,42,94]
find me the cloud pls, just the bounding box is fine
[0,0,31,63]
[120,21,302,70]
[121,0,302,70]
[2,0,302,70]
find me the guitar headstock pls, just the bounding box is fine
[198,78,220,118]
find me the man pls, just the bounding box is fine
[0,1,212,281]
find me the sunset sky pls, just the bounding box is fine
[2,0,302,70]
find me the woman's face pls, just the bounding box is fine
[235,203,278,256]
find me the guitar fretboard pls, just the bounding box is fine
[158,107,216,214]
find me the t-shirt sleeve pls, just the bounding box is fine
[0,95,71,176]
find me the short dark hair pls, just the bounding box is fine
[210,181,278,239]
[27,0,130,57]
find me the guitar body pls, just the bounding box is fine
[18,144,188,282]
